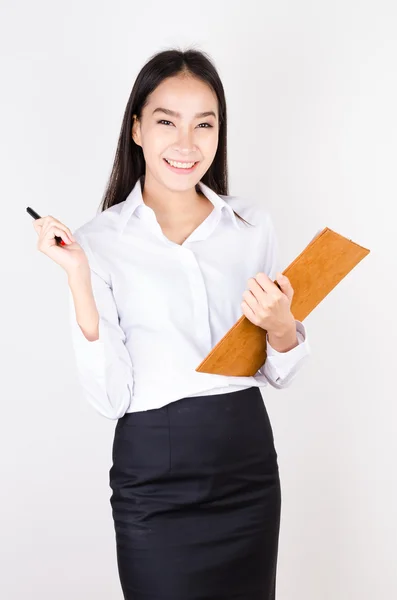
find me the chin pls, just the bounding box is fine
[161,168,206,190]
[163,179,200,193]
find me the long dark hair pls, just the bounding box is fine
[99,47,251,226]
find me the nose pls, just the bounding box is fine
[173,128,196,154]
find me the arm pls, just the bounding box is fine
[256,214,311,388]
[68,231,134,419]
[258,319,311,388]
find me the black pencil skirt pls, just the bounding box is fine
[109,386,281,600]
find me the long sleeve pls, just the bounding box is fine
[68,230,134,419]
[256,213,311,388]
[258,319,311,388]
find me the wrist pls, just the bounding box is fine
[269,314,296,339]
[267,315,298,353]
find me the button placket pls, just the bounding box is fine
[177,247,212,352]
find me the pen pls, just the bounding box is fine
[26,207,66,245]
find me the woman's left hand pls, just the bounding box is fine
[241,272,295,336]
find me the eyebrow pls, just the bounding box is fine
[152,107,217,119]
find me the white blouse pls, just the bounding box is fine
[69,176,311,419]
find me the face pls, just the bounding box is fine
[132,74,219,191]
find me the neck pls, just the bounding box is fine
[141,171,205,224]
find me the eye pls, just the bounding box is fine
[157,119,213,129]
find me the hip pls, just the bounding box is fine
[110,386,278,478]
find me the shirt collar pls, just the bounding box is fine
[117,176,240,237]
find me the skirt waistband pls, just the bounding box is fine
[117,386,264,427]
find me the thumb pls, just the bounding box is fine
[276,273,294,301]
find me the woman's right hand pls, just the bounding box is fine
[33,215,89,276]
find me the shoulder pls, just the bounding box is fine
[71,203,126,278]
[71,202,123,248]
[219,192,276,231]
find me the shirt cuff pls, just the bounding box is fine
[264,319,310,381]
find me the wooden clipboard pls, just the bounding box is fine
[196,227,370,377]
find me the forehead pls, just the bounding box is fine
[145,75,218,116]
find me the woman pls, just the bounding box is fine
[34,48,310,600]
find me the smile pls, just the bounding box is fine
[163,158,199,174]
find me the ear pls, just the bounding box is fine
[132,114,142,147]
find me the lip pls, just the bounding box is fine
[163,158,199,174]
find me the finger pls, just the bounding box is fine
[247,277,268,303]
[42,221,74,244]
[35,216,54,232]
[256,272,283,296]
[56,225,75,243]
[39,216,75,243]
[42,225,72,245]
[241,300,258,323]
[33,215,53,234]
[33,221,43,235]
[242,289,259,311]
[276,273,290,285]
[276,273,294,293]
[54,223,76,242]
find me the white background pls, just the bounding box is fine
[1,1,396,598]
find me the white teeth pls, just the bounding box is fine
[165,159,196,169]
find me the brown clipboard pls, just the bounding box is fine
[196,227,370,377]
